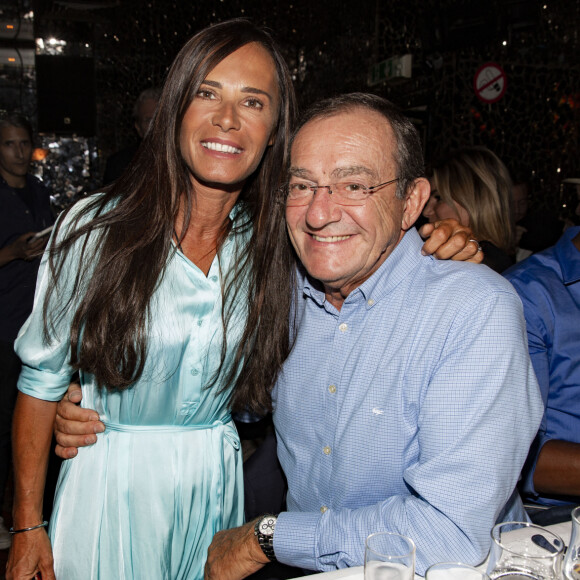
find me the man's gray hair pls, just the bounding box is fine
[290,93,425,200]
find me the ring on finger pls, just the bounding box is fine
[469,239,483,253]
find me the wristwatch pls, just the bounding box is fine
[254,514,278,562]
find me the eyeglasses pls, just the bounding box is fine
[282,177,400,207]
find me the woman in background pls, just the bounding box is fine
[423,146,515,273]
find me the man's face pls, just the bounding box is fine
[285,108,429,308]
[0,125,32,188]
[134,97,158,138]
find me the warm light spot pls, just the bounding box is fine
[6,24,14,30]
[8,57,15,62]
[32,148,49,162]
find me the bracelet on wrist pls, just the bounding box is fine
[9,521,49,534]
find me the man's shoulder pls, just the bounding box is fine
[419,256,518,299]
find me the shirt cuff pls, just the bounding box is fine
[274,510,321,570]
[18,364,71,401]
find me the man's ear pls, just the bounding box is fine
[402,177,431,231]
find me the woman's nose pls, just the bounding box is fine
[212,102,240,132]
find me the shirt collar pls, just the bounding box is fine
[556,226,580,285]
[301,227,424,309]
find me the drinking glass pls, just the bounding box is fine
[564,506,580,580]
[364,531,415,580]
[426,561,490,579]
[486,521,564,580]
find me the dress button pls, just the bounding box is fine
[367,298,375,306]
[323,446,331,455]
[339,323,348,332]
[190,368,200,376]
[320,506,328,514]
[328,384,336,394]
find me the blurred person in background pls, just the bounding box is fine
[0,112,54,550]
[102,87,161,185]
[423,146,515,273]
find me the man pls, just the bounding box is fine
[53,94,540,577]
[504,222,580,507]
[0,112,54,548]
[102,87,161,184]
[204,94,543,578]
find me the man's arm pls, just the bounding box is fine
[533,440,580,497]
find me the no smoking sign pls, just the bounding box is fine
[473,63,507,103]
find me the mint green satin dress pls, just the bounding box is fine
[15,197,247,579]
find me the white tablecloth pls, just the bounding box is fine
[295,521,572,579]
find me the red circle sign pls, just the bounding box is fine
[473,63,507,103]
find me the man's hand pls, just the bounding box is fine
[419,219,484,263]
[0,232,48,267]
[54,382,104,459]
[205,519,269,580]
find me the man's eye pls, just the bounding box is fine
[344,183,366,192]
[290,183,309,192]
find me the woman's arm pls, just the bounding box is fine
[6,393,58,580]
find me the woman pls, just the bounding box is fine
[7,19,296,580]
[8,19,476,580]
[423,146,515,272]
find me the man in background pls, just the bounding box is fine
[102,87,161,185]
[0,112,54,548]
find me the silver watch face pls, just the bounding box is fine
[258,516,276,537]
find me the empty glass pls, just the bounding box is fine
[564,506,580,580]
[486,521,564,580]
[426,561,490,579]
[364,531,415,580]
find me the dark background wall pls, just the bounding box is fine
[2,0,579,219]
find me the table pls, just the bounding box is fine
[295,521,572,579]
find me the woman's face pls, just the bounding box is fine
[179,42,280,192]
[422,187,470,226]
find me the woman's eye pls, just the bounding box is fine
[196,89,215,99]
[245,98,264,109]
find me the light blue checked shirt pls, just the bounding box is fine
[272,228,544,575]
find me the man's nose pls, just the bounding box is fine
[212,101,241,132]
[304,187,341,228]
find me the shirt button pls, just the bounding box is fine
[323,446,331,455]
[339,323,348,332]
[320,506,328,514]
[328,384,336,394]
[190,368,200,376]
[197,319,204,326]
[367,298,375,306]
[210,275,218,282]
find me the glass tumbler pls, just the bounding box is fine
[564,506,580,580]
[486,521,564,580]
[364,531,415,580]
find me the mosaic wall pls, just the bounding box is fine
[2,0,579,221]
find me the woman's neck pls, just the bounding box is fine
[174,186,241,276]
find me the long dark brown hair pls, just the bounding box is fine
[43,19,297,412]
